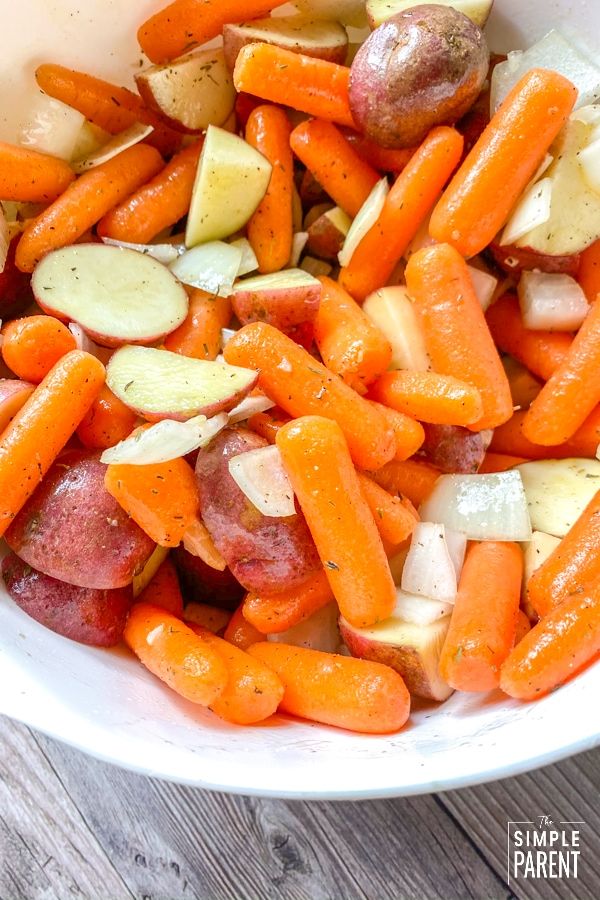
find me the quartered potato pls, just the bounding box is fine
[517,458,600,537]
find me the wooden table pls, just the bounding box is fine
[1,716,598,899]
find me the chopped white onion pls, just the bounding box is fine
[393,590,453,626]
[467,264,498,312]
[420,471,532,542]
[101,236,184,265]
[401,522,457,603]
[221,327,237,347]
[73,123,153,173]
[338,176,389,267]
[518,271,590,331]
[227,394,275,424]
[230,237,258,276]
[169,241,243,297]
[579,137,600,196]
[228,444,295,517]
[300,255,333,277]
[18,91,85,160]
[444,528,467,580]
[100,412,228,465]
[289,231,309,267]
[500,177,552,246]
[67,323,113,365]
[0,205,8,274]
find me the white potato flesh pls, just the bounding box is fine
[107,345,258,421]
[522,530,561,596]
[185,125,272,247]
[338,176,388,267]
[363,285,431,371]
[268,602,340,651]
[292,0,368,28]
[32,244,188,345]
[233,267,319,294]
[19,90,84,160]
[366,0,493,28]
[223,16,348,68]
[516,458,600,537]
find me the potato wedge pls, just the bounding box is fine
[516,458,600,537]
[267,602,340,652]
[306,206,351,261]
[232,268,322,331]
[366,0,494,28]
[223,15,348,69]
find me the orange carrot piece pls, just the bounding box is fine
[523,303,600,445]
[234,44,354,129]
[35,63,181,156]
[1,316,76,384]
[105,458,199,547]
[138,0,285,64]
[290,119,379,217]
[357,473,419,546]
[486,294,572,382]
[224,603,265,650]
[369,458,441,508]
[314,276,392,393]
[342,130,416,174]
[184,602,231,636]
[97,140,202,244]
[0,381,35,435]
[429,69,577,257]
[526,492,600,617]
[578,239,600,303]
[224,322,396,470]
[439,541,523,692]
[515,609,531,646]
[500,582,600,700]
[478,452,528,474]
[15,144,164,273]
[137,557,184,617]
[368,400,425,461]
[164,289,231,360]
[124,604,228,706]
[0,141,74,203]
[243,570,333,635]
[277,416,396,628]
[76,385,138,451]
[246,105,293,274]
[248,642,410,734]
[490,408,600,460]
[406,243,512,430]
[369,370,483,427]
[0,350,105,536]
[247,407,291,444]
[339,126,463,302]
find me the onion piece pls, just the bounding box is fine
[228,444,295,517]
[467,264,498,312]
[100,412,228,465]
[228,394,275,424]
[500,177,552,246]
[444,528,467,580]
[338,176,389,267]
[101,236,184,265]
[393,590,453,626]
[230,237,258,276]
[289,231,309,267]
[67,323,113,365]
[401,522,457,603]
[0,205,8,274]
[169,241,243,297]
[518,271,590,331]
[420,471,532,542]
[73,123,153,173]
[18,91,85,160]
[221,327,237,347]
[579,137,600,196]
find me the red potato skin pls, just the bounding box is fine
[0,237,34,320]
[1,551,132,646]
[487,241,581,277]
[5,450,155,590]
[298,168,328,207]
[306,212,347,261]
[172,545,244,610]
[222,22,348,71]
[0,379,35,433]
[195,426,321,595]
[419,424,488,474]
[231,284,322,333]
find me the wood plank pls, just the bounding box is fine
[0,717,133,900]
[442,748,600,900]
[34,730,508,900]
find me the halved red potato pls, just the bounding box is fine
[222,16,348,70]
[0,378,35,433]
[487,240,581,277]
[419,424,488,474]
[293,0,368,28]
[231,269,322,332]
[366,0,494,28]
[306,206,352,261]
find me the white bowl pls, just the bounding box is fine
[1,0,600,799]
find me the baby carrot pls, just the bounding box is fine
[0,381,35,435]
[124,604,228,706]
[224,323,396,471]
[368,400,425,461]
[76,385,138,451]
[578,239,600,303]
[357,473,419,546]
[15,144,164,272]
[439,542,523,692]
[406,243,512,430]
[369,371,483,427]
[339,126,463,302]
[248,642,410,734]
[0,350,105,536]
[248,407,291,444]
[137,557,184,617]
[0,141,74,203]
[523,302,600,445]
[138,0,285,63]
[223,604,265,650]
[342,130,416,174]
[243,570,333,635]
[1,316,76,384]
[490,408,600,460]
[501,582,600,700]
[478,452,528,474]
[429,69,577,257]
[234,44,354,129]
[290,119,379,218]
[164,289,231,360]
[277,416,396,628]
[369,458,440,508]
[486,294,572,382]
[98,141,203,244]
[35,63,181,156]
[526,492,600,617]
[314,276,392,393]
[246,106,293,274]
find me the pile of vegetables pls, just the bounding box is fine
[2,0,600,735]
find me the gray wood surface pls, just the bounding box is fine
[1,715,598,900]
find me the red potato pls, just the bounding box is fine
[195,427,321,595]
[231,270,322,332]
[222,16,349,70]
[172,546,244,610]
[0,236,34,320]
[306,207,352,261]
[299,168,328,207]
[303,202,334,231]
[2,551,132,647]
[487,240,581,277]
[0,379,35,433]
[183,602,232,635]
[5,450,155,590]
[419,424,488,474]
